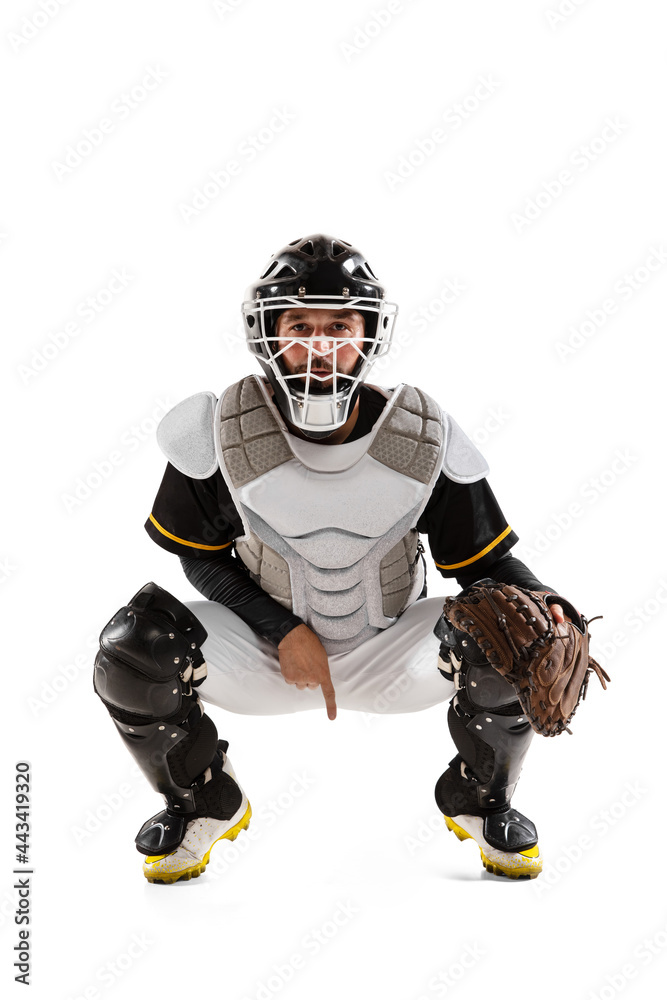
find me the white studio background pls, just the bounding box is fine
[2,1,666,998]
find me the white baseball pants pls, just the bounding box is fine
[186,596,455,716]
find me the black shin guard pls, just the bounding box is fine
[93,582,239,855]
[434,608,537,851]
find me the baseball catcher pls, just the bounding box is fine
[92,234,607,884]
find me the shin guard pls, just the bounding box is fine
[93,582,241,855]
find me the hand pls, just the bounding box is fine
[278,624,337,721]
[538,590,572,625]
[535,591,571,625]
[550,603,571,625]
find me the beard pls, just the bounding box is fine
[289,360,339,394]
[281,351,364,396]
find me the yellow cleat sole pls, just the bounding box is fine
[144,802,252,885]
[444,815,542,880]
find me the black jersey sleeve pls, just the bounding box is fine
[416,473,520,581]
[456,551,551,592]
[144,462,242,558]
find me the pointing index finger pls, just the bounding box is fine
[318,665,337,721]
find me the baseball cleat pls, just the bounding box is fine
[143,753,251,884]
[443,813,542,880]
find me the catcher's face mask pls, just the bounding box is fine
[243,297,397,436]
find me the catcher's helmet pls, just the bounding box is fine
[241,234,398,438]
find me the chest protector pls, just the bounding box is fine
[157,376,489,655]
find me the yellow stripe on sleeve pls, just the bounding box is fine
[434,525,513,570]
[148,513,233,551]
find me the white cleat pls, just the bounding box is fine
[143,755,251,884]
[444,813,542,880]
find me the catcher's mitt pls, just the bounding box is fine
[442,583,609,736]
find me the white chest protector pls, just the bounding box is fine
[156,376,489,654]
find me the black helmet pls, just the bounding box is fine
[242,234,398,438]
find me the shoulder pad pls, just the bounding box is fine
[156,392,218,479]
[441,411,489,483]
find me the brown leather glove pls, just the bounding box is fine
[443,583,609,736]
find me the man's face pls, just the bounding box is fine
[275,308,365,389]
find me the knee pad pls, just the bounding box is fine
[93,582,218,820]
[94,580,208,715]
[435,598,521,713]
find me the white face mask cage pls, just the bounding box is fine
[242,295,399,433]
